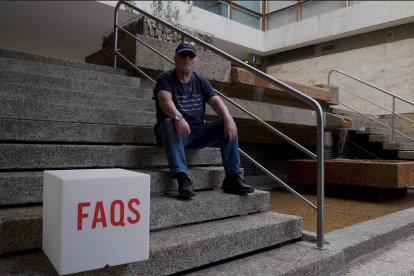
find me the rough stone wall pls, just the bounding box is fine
[103,16,213,52]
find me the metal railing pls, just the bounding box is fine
[328,69,414,143]
[114,0,325,249]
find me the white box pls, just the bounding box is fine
[42,168,150,275]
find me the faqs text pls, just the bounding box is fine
[77,198,141,230]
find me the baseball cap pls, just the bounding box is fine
[175,43,197,56]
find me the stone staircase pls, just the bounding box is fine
[334,109,414,160]
[0,49,303,275]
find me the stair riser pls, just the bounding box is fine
[0,191,269,254]
[398,151,414,159]
[0,57,141,87]
[0,100,156,126]
[0,119,157,144]
[0,85,155,112]
[0,168,226,205]
[0,71,144,98]
[0,144,222,170]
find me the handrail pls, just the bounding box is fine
[328,69,414,143]
[114,0,325,249]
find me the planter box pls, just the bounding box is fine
[288,159,414,188]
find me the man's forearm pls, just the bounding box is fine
[208,96,232,120]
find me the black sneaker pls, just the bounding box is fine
[178,176,195,199]
[222,174,254,195]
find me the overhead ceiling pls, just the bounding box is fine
[0,1,133,62]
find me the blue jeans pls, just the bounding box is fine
[156,118,241,178]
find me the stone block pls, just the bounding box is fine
[288,159,414,188]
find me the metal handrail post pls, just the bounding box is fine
[316,111,325,249]
[113,2,122,69]
[392,97,396,143]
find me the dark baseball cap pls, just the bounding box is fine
[175,43,197,56]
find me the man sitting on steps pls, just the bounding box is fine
[153,42,254,199]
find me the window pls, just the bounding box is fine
[233,0,262,13]
[300,0,345,20]
[267,1,296,13]
[232,7,261,29]
[267,6,297,29]
[193,0,229,17]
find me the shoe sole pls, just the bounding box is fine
[178,192,196,199]
[222,187,254,195]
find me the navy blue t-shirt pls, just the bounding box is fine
[153,70,217,130]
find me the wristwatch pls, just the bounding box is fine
[174,114,183,121]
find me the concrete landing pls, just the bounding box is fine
[288,159,414,188]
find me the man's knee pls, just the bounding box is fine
[160,117,174,129]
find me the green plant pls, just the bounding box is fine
[151,0,192,25]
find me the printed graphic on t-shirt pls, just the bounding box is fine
[176,94,202,112]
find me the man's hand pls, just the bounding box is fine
[224,116,237,141]
[175,118,191,137]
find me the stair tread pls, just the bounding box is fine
[0,167,228,205]
[0,99,156,126]
[0,70,143,98]
[0,190,270,254]
[0,144,223,170]
[0,48,130,76]
[0,118,157,144]
[0,211,301,275]
[0,56,141,87]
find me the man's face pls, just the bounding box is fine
[174,51,196,74]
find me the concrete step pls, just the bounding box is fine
[189,240,338,276]
[359,127,414,143]
[0,167,228,205]
[0,119,156,144]
[0,56,141,88]
[0,48,131,76]
[0,144,222,170]
[0,70,148,98]
[0,190,269,255]
[0,211,301,275]
[398,151,414,160]
[0,100,156,126]
[368,134,386,143]
[0,83,154,111]
[383,143,414,151]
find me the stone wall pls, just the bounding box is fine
[103,16,213,53]
[94,16,230,83]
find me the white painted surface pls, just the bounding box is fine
[1,1,413,61]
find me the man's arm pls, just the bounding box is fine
[208,95,237,141]
[157,90,191,137]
